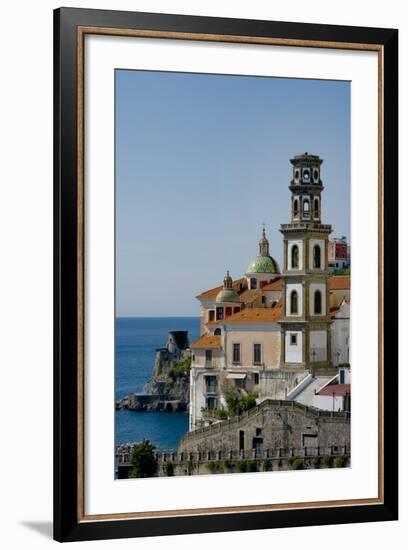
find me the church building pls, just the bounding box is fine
[189,153,350,431]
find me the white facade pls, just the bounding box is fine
[331,301,350,365]
[309,330,327,362]
[245,272,275,290]
[285,330,303,363]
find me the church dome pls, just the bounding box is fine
[215,288,240,303]
[215,270,240,303]
[247,255,280,274]
[246,227,280,274]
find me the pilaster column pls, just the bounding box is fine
[327,325,332,367]
[280,327,286,365]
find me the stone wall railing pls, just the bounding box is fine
[184,399,350,443]
[117,445,350,467]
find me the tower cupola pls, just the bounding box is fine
[289,153,324,223]
[259,226,270,256]
[223,270,233,289]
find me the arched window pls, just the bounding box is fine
[313,198,319,217]
[303,199,310,216]
[291,245,299,269]
[293,199,299,216]
[214,328,221,336]
[290,290,298,315]
[314,290,322,314]
[313,245,321,269]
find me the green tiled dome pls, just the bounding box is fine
[247,255,279,274]
[215,288,240,303]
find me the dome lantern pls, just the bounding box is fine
[246,227,280,275]
[215,271,240,304]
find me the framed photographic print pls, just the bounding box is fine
[54,7,398,542]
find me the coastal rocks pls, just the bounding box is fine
[116,330,192,413]
[127,393,188,412]
[143,331,191,405]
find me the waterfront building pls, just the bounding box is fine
[328,236,351,272]
[189,153,351,430]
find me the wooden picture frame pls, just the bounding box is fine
[54,7,398,542]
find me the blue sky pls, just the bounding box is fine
[115,70,350,317]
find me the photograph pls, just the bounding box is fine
[114,69,352,479]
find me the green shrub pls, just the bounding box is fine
[186,460,195,475]
[334,455,346,468]
[262,459,272,472]
[289,458,303,470]
[322,455,332,468]
[168,357,192,381]
[163,461,174,476]
[247,460,258,472]
[207,460,217,473]
[237,460,248,473]
[221,384,258,417]
[202,406,228,420]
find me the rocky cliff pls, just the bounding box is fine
[143,351,191,403]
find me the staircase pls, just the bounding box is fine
[287,376,334,407]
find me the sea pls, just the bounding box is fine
[115,316,200,451]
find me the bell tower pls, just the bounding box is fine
[279,153,336,375]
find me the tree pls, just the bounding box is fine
[130,439,157,478]
[222,383,257,417]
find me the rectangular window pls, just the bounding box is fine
[216,306,224,321]
[205,349,212,363]
[208,310,215,322]
[233,343,241,363]
[225,306,232,317]
[302,433,318,447]
[254,372,260,385]
[206,396,217,410]
[233,306,241,314]
[290,334,297,345]
[339,368,345,384]
[205,375,217,393]
[253,343,262,364]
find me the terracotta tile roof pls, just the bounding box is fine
[317,383,351,397]
[196,278,246,300]
[239,289,263,303]
[329,275,350,290]
[191,335,221,350]
[224,307,282,324]
[261,277,283,291]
